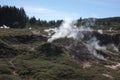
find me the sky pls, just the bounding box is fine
[0,0,120,20]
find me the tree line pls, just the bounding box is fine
[0,5,63,28]
[28,16,63,27]
[0,5,120,29]
[0,5,28,28]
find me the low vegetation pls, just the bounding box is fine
[0,29,120,80]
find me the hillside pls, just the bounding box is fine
[76,17,120,30]
[95,17,120,30]
[0,28,120,80]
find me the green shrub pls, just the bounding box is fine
[0,40,18,58]
[0,65,11,74]
[36,43,64,57]
[0,75,21,80]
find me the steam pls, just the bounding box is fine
[112,44,119,52]
[45,18,93,42]
[107,44,119,52]
[109,27,112,32]
[44,18,119,60]
[0,25,10,29]
[45,18,78,42]
[45,18,106,59]
[86,37,106,59]
[97,29,103,34]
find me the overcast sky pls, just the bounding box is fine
[1,0,120,20]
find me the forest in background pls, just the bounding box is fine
[0,5,120,29]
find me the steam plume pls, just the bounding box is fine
[45,18,78,42]
[44,18,117,60]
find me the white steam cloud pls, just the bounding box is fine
[97,29,103,34]
[44,18,118,60]
[45,18,78,42]
[45,18,93,42]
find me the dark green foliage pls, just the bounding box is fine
[0,75,21,80]
[0,35,47,44]
[48,20,56,27]
[0,66,11,74]
[94,17,120,30]
[36,43,64,57]
[0,6,28,28]
[29,16,36,25]
[27,18,63,28]
[76,17,82,26]
[77,17,120,30]
[55,20,63,27]
[0,40,18,58]
[112,34,120,45]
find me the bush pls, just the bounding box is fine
[0,75,21,80]
[0,65,11,74]
[0,40,18,58]
[36,43,64,57]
